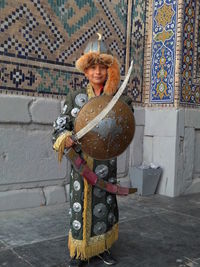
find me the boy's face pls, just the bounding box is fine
[84,64,107,87]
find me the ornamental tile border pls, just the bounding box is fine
[180,0,200,105]
[150,0,177,104]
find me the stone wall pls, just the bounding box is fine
[0,95,68,211]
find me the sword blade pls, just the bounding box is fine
[74,60,133,141]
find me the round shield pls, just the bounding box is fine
[74,95,135,160]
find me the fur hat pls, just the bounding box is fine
[75,35,120,96]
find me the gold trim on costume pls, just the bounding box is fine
[68,85,119,260]
[68,223,119,260]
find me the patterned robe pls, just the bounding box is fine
[52,84,131,260]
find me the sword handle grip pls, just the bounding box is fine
[71,133,81,145]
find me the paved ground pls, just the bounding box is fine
[0,193,200,267]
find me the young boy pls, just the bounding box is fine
[53,34,131,267]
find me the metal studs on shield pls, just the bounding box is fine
[93,222,107,235]
[71,107,80,117]
[93,203,107,218]
[75,94,88,107]
[95,164,108,179]
[72,220,81,231]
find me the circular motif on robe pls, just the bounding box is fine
[73,181,81,191]
[106,195,113,205]
[108,177,116,184]
[108,212,116,225]
[71,107,80,117]
[72,220,81,231]
[95,164,108,179]
[93,203,107,218]
[110,159,116,166]
[93,222,107,235]
[75,93,88,107]
[93,187,106,198]
[73,202,82,213]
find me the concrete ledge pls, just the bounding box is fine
[43,185,66,205]
[30,98,60,124]
[0,189,45,211]
[0,95,33,123]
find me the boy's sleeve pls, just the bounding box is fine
[52,90,74,146]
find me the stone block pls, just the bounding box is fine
[0,189,45,211]
[0,127,67,185]
[0,95,33,123]
[144,108,177,137]
[153,136,176,197]
[129,126,144,167]
[185,109,200,128]
[194,130,200,174]
[30,98,61,124]
[134,107,145,126]
[182,127,195,187]
[143,136,153,164]
[177,109,185,137]
[43,186,66,205]
[117,147,130,177]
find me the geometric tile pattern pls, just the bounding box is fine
[127,0,146,103]
[150,0,177,103]
[180,0,200,105]
[0,0,146,103]
[197,5,200,79]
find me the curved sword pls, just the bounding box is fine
[73,60,133,141]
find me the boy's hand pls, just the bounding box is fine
[65,136,74,148]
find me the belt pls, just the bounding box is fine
[65,148,137,196]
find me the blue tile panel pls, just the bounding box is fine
[150,0,177,103]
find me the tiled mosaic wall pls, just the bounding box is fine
[150,0,177,104]
[0,0,146,103]
[128,0,146,103]
[180,0,200,105]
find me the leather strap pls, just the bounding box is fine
[65,147,137,196]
